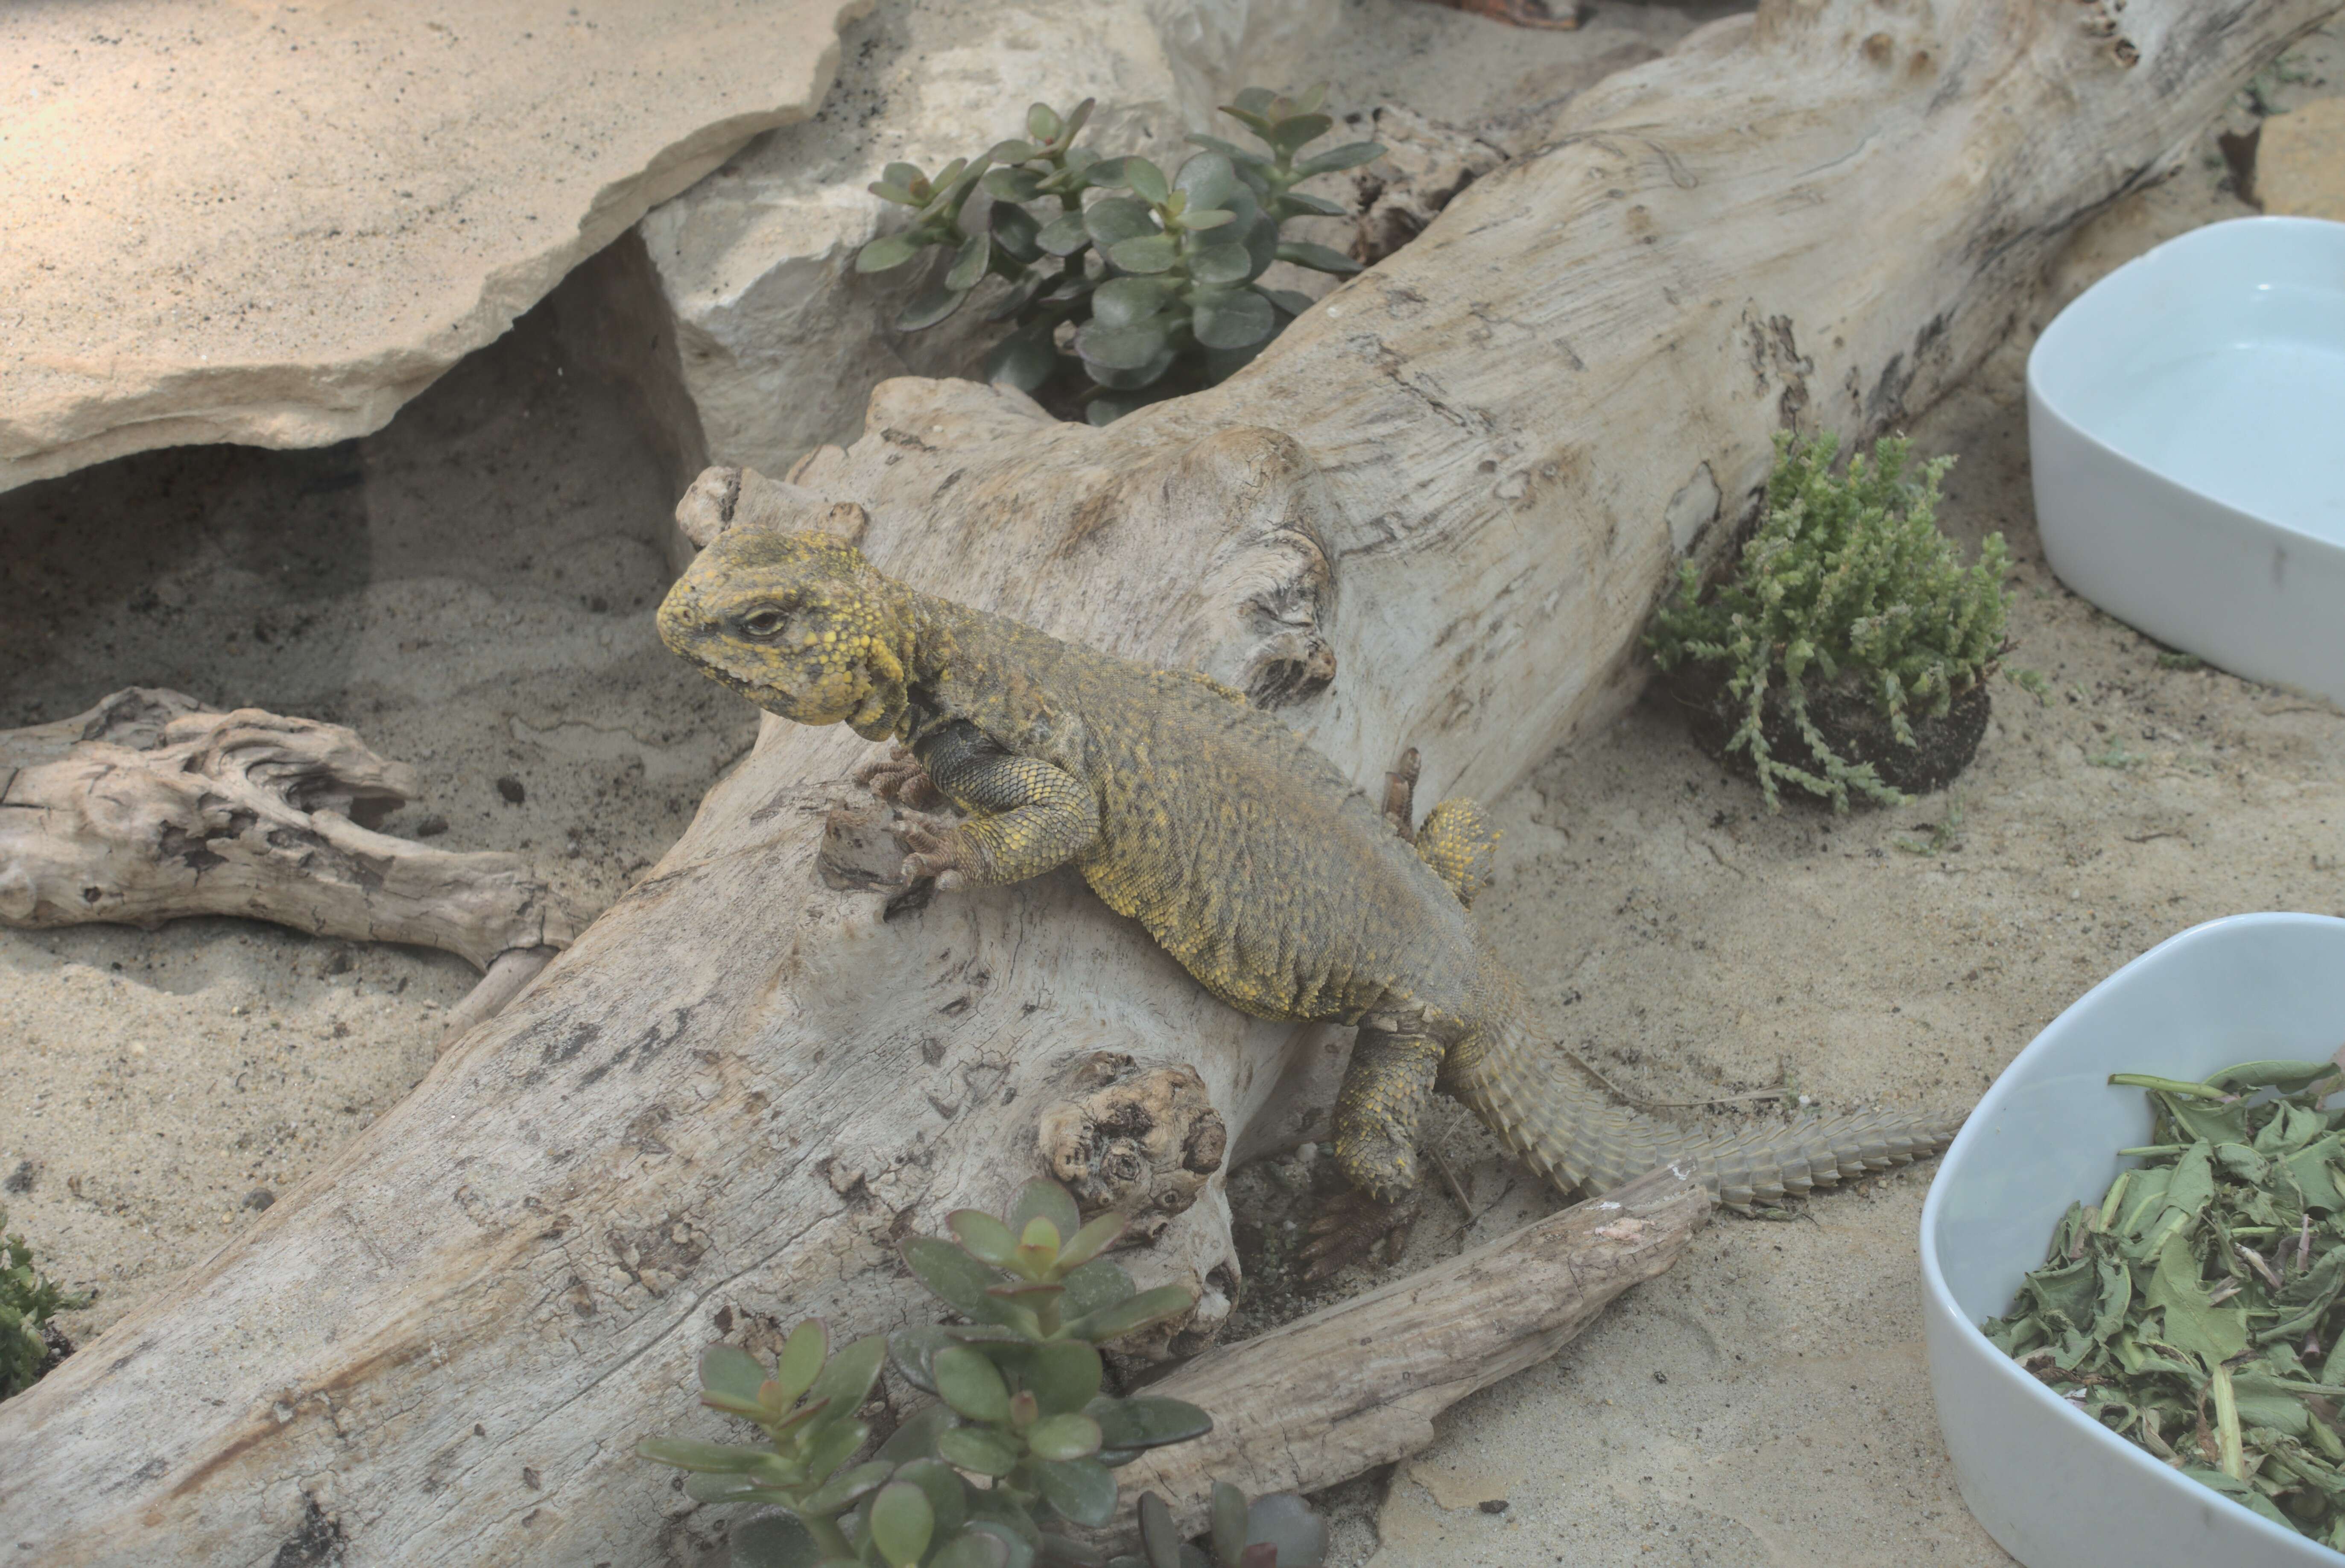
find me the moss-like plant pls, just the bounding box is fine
[855,89,1380,425]
[2,1206,89,1400]
[641,1179,1283,1568]
[1647,432,2012,810]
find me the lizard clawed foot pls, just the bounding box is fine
[1299,1188,1421,1282]
[891,811,971,892]
[853,744,947,811]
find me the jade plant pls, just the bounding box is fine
[1111,1486,1328,1568]
[2,1206,88,1400]
[855,88,1381,424]
[1647,431,2013,810]
[642,1179,1319,1567]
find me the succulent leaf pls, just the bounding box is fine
[799,1418,871,1487]
[1058,1257,1136,1319]
[1091,277,1174,329]
[871,1480,937,1568]
[805,1334,888,1425]
[798,1458,895,1515]
[636,1436,776,1473]
[878,1402,962,1465]
[1209,1482,1249,1565]
[987,167,1047,204]
[1272,241,1362,276]
[1086,1395,1211,1451]
[907,1237,1009,1316]
[982,328,1059,393]
[1183,134,1271,169]
[1138,1493,1182,1568]
[729,1512,829,1568]
[951,1210,1022,1266]
[1123,157,1170,205]
[1026,1339,1105,1414]
[1037,212,1094,257]
[1063,1284,1192,1344]
[1027,102,1064,142]
[1182,242,1250,287]
[1292,141,1383,178]
[1076,320,1172,372]
[937,1423,1021,1477]
[896,286,970,332]
[946,232,994,293]
[936,1532,1016,1568]
[773,1319,829,1405]
[934,1343,1014,1422]
[1106,235,1180,274]
[1244,1494,1329,1568]
[1026,1413,1105,1462]
[1084,197,1159,249]
[991,204,1043,264]
[1035,1457,1120,1527]
[1056,1211,1126,1272]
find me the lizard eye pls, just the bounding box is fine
[740,608,788,639]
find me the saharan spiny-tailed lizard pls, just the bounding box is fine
[658,524,1960,1248]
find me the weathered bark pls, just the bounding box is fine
[0,688,582,980]
[0,3,2327,1564]
[1102,1161,1709,1544]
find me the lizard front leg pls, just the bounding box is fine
[892,720,1101,890]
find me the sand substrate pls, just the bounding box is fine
[4,19,2341,1568]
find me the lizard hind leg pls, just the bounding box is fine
[1304,1028,1442,1278]
[1415,798,1499,908]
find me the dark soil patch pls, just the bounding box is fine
[1663,661,1991,802]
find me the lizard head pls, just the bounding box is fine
[658,527,915,740]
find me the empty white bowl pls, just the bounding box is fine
[1920,912,2345,1568]
[2028,216,2345,706]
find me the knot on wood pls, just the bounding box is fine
[1036,1061,1227,1240]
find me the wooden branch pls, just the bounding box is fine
[1107,1161,1708,1539]
[0,4,2327,1564]
[0,686,583,974]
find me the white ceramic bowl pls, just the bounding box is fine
[1921,912,2345,1567]
[2028,216,2345,706]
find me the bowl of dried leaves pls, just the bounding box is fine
[1922,912,2345,1567]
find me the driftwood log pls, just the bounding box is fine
[0,688,584,1039]
[1,2,2329,1563]
[1105,1161,1708,1544]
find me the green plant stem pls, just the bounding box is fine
[2210,1363,2246,1482]
[800,1507,855,1558]
[2108,1074,2234,1101]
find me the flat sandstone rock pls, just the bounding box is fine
[0,0,870,493]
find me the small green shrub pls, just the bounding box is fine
[640,1179,1320,1567]
[2,1206,89,1400]
[856,89,1380,425]
[1647,432,2012,810]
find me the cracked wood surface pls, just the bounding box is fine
[0,2,2330,1562]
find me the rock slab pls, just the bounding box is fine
[0,0,871,493]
